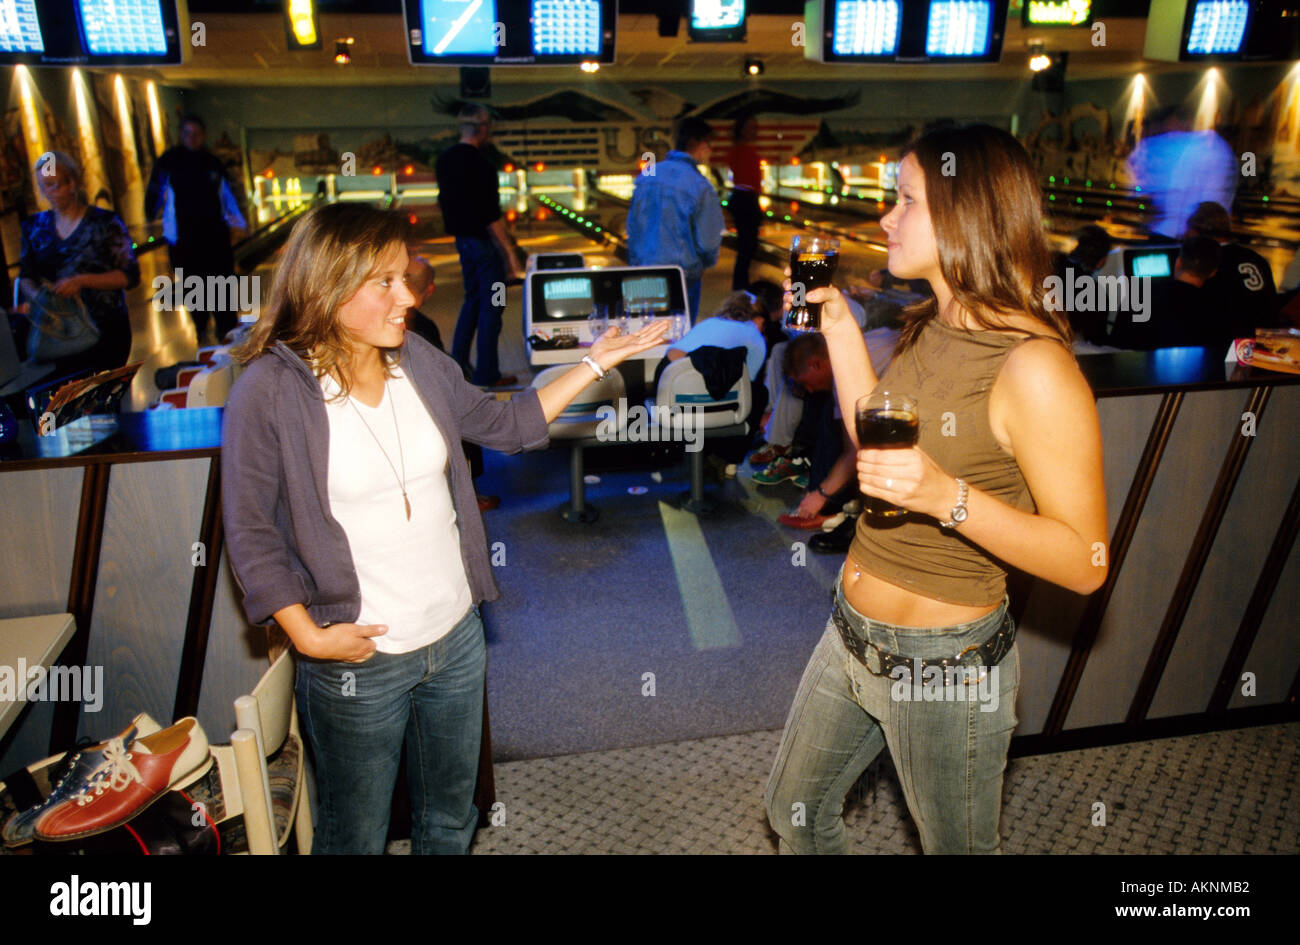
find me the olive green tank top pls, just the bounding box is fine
[847,318,1041,606]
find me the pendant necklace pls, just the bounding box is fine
[348,379,411,521]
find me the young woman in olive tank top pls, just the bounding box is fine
[764,124,1108,854]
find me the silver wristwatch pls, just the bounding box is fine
[939,478,969,529]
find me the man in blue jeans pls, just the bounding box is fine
[627,116,723,324]
[436,105,525,387]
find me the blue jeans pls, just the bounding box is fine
[764,579,1020,854]
[450,236,507,385]
[686,276,702,325]
[296,606,486,855]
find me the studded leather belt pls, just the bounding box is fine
[831,591,1016,677]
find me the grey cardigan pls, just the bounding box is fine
[221,335,548,628]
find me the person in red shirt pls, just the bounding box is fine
[729,115,763,291]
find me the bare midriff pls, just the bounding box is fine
[841,557,1000,628]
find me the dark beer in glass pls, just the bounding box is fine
[785,235,840,333]
[855,391,918,519]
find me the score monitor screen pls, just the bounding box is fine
[77,0,168,56]
[406,0,615,64]
[1129,251,1174,279]
[0,0,44,54]
[532,0,602,56]
[1184,0,1250,56]
[542,275,595,320]
[621,275,670,313]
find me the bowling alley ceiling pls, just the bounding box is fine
[161,2,1188,87]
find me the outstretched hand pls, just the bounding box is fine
[589,319,671,369]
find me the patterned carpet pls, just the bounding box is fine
[382,721,1300,854]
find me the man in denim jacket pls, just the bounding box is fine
[627,117,724,324]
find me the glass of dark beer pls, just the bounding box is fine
[855,391,919,520]
[785,234,840,333]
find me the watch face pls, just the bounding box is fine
[952,507,969,523]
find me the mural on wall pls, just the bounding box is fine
[0,109,33,214]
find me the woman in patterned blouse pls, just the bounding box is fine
[18,151,140,377]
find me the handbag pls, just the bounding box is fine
[23,282,101,362]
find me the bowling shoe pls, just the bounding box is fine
[34,717,211,842]
[1,712,162,848]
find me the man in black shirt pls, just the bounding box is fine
[1154,237,1221,349]
[436,105,524,387]
[145,115,246,343]
[1185,201,1278,344]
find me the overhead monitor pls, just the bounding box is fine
[0,0,45,57]
[78,0,167,56]
[1183,0,1250,55]
[688,0,747,42]
[924,0,993,57]
[808,0,1007,64]
[829,0,902,59]
[1142,0,1297,62]
[405,0,617,65]
[1,0,181,65]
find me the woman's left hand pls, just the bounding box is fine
[589,319,671,369]
[857,445,958,521]
[52,275,85,296]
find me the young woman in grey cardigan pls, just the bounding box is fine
[222,203,665,854]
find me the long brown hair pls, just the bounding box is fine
[232,203,412,396]
[895,123,1070,352]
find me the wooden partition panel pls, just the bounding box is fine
[1064,388,1247,730]
[1150,386,1300,718]
[79,459,210,741]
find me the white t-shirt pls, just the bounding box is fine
[670,316,766,381]
[320,367,473,654]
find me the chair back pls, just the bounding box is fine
[531,364,626,439]
[235,647,293,759]
[653,358,750,431]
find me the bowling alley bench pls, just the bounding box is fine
[1,345,1297,794]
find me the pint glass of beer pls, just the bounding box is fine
[855,391,919,520]
[785,234,840,333]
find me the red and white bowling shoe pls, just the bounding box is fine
[34,717,211,842]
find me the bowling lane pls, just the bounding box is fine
[561,183,889,287]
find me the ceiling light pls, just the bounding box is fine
[745,57,764,76]
[1028,42,1050,72]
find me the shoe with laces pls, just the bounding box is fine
[749,442,789,466]
[33,717,211,842]
[752,455,810,486]
[2,712,163,848]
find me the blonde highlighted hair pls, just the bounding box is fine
[232,203,412,397]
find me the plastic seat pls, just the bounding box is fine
[530,364,626,439]
[531,364,627,522]
[208,647,313,854]
[653,358,751,514]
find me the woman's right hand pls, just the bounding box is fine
[302,622,387,663]
[781,266,856,333]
